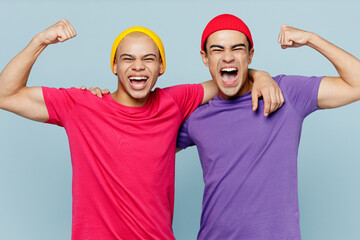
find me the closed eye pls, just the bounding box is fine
[233,47,245,51]
[211,48,223,52]
[143,57,156,62]
[121,57,134,61]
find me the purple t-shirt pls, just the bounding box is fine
[177,75,323,240]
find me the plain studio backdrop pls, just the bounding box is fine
[0,0,359,239]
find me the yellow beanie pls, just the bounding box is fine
[110,26,166,75]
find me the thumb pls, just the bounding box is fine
[57,35,66,42]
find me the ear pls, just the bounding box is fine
[200,50,209,67]
[158,59,164,76]
[112,59,118,75]
[248,48,255,65]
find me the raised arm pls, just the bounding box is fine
[278,25,360,109]
[0,19,76,121]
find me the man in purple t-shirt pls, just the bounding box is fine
[177,14,360,239]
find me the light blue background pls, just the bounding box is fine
[1,0,360,239]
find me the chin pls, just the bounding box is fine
[129,90,150,100]
[222,86,244,98]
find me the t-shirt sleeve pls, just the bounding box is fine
[42,87,77,127]
[163,84,204,123]
[277,75,323,118]
[176,118,195,150]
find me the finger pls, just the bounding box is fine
[63,19,77,37]
[78,86,86,90]
[64,27,72,40]
[280,30,286,48]
[57,20,73,41]
[283,30,294,47]
[280,27,284,46]
[62,23,73,40]
[277,88,283,110]
[273,87,280,113]
[282,29,290,47]
[269,87,277,113]
[58,21,69,40]
[281,29,285,46]
[274,88,282,110]
[101,89,110,94]
[57,28,69,42]
[288,40,293,46]
[281,33,288,48]
[251,90,261,111]
[280,25,288,46]
[278,88,284,109]
[279,89,285,107]
[262,90,271,116]
[69,24,77,37]
[89,87,96,94]
[64,22,76,39]
[95,88,103,98]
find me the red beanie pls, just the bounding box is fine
[201,14,253,51]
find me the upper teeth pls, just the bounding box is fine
[222,68,237,72]
[129,77,147,80]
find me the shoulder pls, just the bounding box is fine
[43,87,96,96]
[274,74,323,85]
[42,87,82,95]
[42,87,99,103]
[273,74,323,93]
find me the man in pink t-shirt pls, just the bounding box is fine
[0,20,283,239]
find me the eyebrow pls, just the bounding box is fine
[119,54,133,58]
[209,44,224,49]
[232,43,246,48]
[119,53,158,59]
[143,54,158,59]
[209,43,246,49]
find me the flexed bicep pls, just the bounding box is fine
[318,77,360,109]
[0,87,49,122]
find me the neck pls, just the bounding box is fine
[219,78,253,100]
[111,89,149,107]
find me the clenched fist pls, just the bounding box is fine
[35,19,77,46]
[278,25,312,49]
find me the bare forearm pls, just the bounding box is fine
[0,36,46,99]
[200,80,218,104]
[307,33,360,88]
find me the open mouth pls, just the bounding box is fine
[220,67,238,85]
[129,76,148,90]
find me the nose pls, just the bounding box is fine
[222,50,235,63]
[132,58,145,71]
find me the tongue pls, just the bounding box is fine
[131,80,147,86]
[222,72,236,84]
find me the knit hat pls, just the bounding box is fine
[201,14,253,51]
[111,26,166,75]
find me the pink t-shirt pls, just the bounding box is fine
[42,84,204,240]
